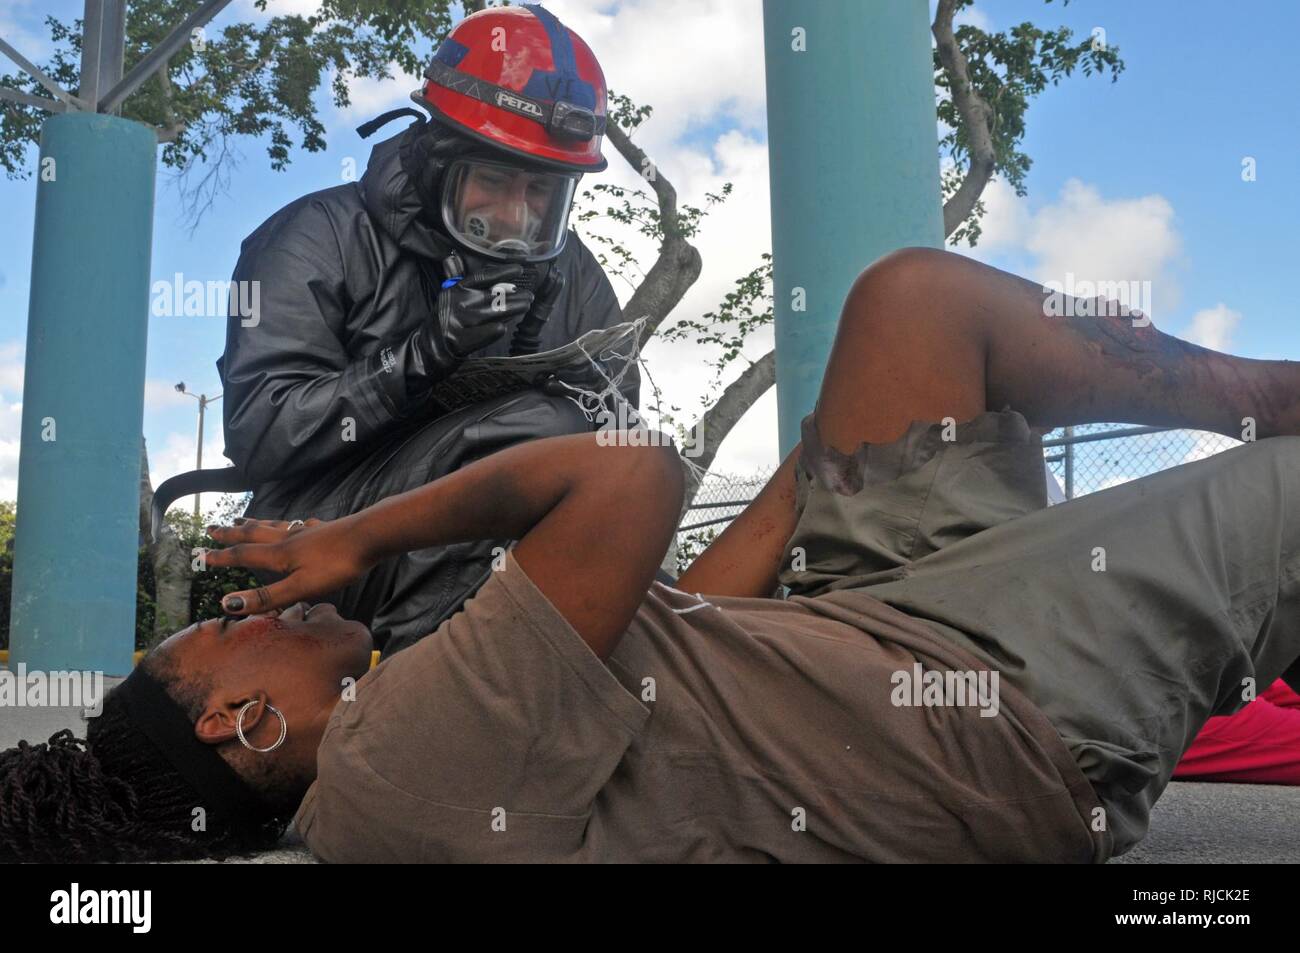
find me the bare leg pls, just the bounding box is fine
[818,247,1300,450]
[680,247,1300,596]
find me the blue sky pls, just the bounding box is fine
[0,0,1297,505]
[972,0,1298,360]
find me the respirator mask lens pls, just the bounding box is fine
[441,158,577,262]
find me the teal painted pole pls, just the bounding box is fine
[9,112,156,674]
[762,0,945,455]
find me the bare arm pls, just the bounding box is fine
[208,432,684,659]
[675,445,801,598]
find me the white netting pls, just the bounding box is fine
[545,316,713,487]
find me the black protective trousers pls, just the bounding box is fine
[244,388,591,658]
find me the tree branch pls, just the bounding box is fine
[605,120,703,347]
[675,1,1006,496]
[933,0,997,239]
[681,349,776,507]
[155,58,185,143]
[138,438,194,646]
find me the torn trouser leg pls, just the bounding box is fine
[780,408,1300,856]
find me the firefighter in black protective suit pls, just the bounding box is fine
[213,5,638,657]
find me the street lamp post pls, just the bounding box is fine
[175,382,222,518]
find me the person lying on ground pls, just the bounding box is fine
[6,246,1300,863]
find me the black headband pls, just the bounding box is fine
[114,666,278,836]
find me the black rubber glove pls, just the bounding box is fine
[510,268,566,356]
[419,256,535,377]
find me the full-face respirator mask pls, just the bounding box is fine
[440,157,578,263]
[359,112,582,356]
[434,156,576,356]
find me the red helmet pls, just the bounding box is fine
[412,5,609,172]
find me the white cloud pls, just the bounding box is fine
[1183,302,1242,352]
[321,0,768,147]
[0,0,54,65]
[957,175,1030,253]
[540,0,767,158]
[953,4,992,32]
[144,379,196,411]
[707,384,780,474]
[333,63,424,123]
[233,0,325,19]
[0,340,23,397]
[960,177,1184,321]
[603,127,780,473]
[0,397,20,502]
[1024,179,1182,317]
[149,428,231,483]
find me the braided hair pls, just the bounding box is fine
[0,653,292,863]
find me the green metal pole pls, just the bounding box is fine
[762,0,945,455]
[9,112,156,674]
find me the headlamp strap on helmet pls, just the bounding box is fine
[356,107,427,140]
[423,60,604,142]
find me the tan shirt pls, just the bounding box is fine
[293,551,1109,862]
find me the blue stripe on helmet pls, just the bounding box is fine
[433,37,469,67]
[521,3,596,110]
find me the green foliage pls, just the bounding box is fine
[661,0,1127,405]
[674,527,718,577]
[0,495,259,651]
[137,495,259,651]
[0,501,13,649]
[1,0,465,225]
[0,16,80,178]
[161,495,260,651]
[936,0,1125,246]
[659,253,773,404]
[574,93,733,292]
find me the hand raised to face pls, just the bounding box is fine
[203,516,376,616]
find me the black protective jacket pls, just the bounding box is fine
[208,120,637,654]
[217,120,636,486]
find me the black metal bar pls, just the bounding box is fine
[98,0,233,114]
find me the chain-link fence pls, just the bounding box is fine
[674,466,775,574]
[1043,424,1242,499]
[674,426,1245,569]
